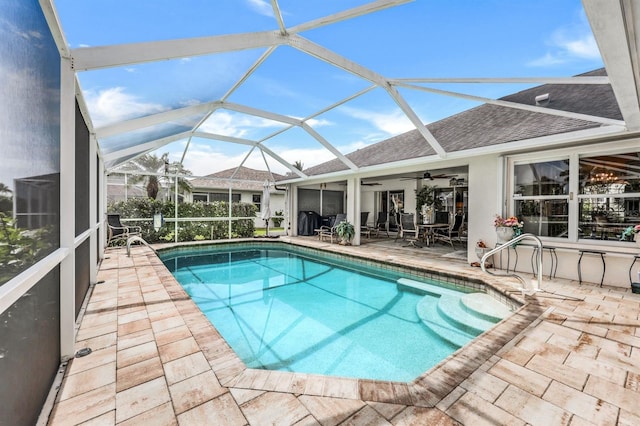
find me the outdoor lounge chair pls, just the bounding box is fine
[107,213,142,246]
[317,213,347,243]
[434,212,464,248]
[398,213,421,247]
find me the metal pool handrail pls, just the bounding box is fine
[480,233,543,296]
[127,235,158,257]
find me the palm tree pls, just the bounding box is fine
[293,160,304,171]
[0,182,12,214]
[0,183,12,195]
[126,153,192,199]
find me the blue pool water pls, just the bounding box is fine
[161,245,508,382]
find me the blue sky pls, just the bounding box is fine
[53,0,603,176]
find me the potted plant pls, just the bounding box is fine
[494,214,524,244]
[336,220,356,245]
[621,224,640,246]
[415,185,442,223]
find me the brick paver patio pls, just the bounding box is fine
[46,237,640,425]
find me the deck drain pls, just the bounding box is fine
[75,348,92,358]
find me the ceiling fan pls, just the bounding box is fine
[400,171,457,181]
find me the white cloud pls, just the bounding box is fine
[528,32,600,66]
[0,18,44,42]
[305,117,333,127]
[198,111,285,138]
[341,106,414,135]
[528,11,601,67]
[246,0,273,17]
[177,136,369,176]
[562,35,600,59]
[527,52,567,67]
[177,143,247,175]
[84,87,168,127]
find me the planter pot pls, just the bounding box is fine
[421,205,435,224]
[495,226,515,244]
[475,247,491,260]
[631,282,640,294]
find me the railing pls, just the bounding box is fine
[126,235,158,257]
[480,233,543,296]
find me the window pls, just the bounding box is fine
[252,194,261,211]
[513,160,569,238]
[192,193,208,203]
[209,192,241,202]
[578,153,640,241]
[509,151,640,245]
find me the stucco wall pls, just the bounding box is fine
[293,150,637,288]
[465,153,635,289]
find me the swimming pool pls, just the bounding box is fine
[161,243,512,382]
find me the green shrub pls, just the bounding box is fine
[107,199,256,243]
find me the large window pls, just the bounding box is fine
[578,153,640,241]
[193,192,241,203]
[513,160,569,238]
[510,151,640,245]
[209,192,241,202]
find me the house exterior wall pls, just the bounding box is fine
[467,154,503,262]
[294,141,638,289]
[457,145,638,288]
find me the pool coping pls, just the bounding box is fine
[151,238,544,405]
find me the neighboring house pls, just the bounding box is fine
[287,68,640,288]
[189,166,287,228]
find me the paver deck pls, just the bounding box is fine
[45,236,640,425]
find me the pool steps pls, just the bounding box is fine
[398,278,511,347]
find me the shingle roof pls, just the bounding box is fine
[302,69,620,177]
[190,166,286,191]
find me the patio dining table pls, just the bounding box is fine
[418,223,450,246]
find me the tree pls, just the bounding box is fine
[293,160,304,171]
[0,183,12,195]
[0,182,12,214]
[125,153,192,200]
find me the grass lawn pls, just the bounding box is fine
[254,227,284,236]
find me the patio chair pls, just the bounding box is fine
[107,214,141,246]
[317,213,347,243]
[434,212,464,248]
[371,212,389,237]
[435,211,450,224]
[360,211,371,239]
[388,212,400,237]
[398,213,422,247]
